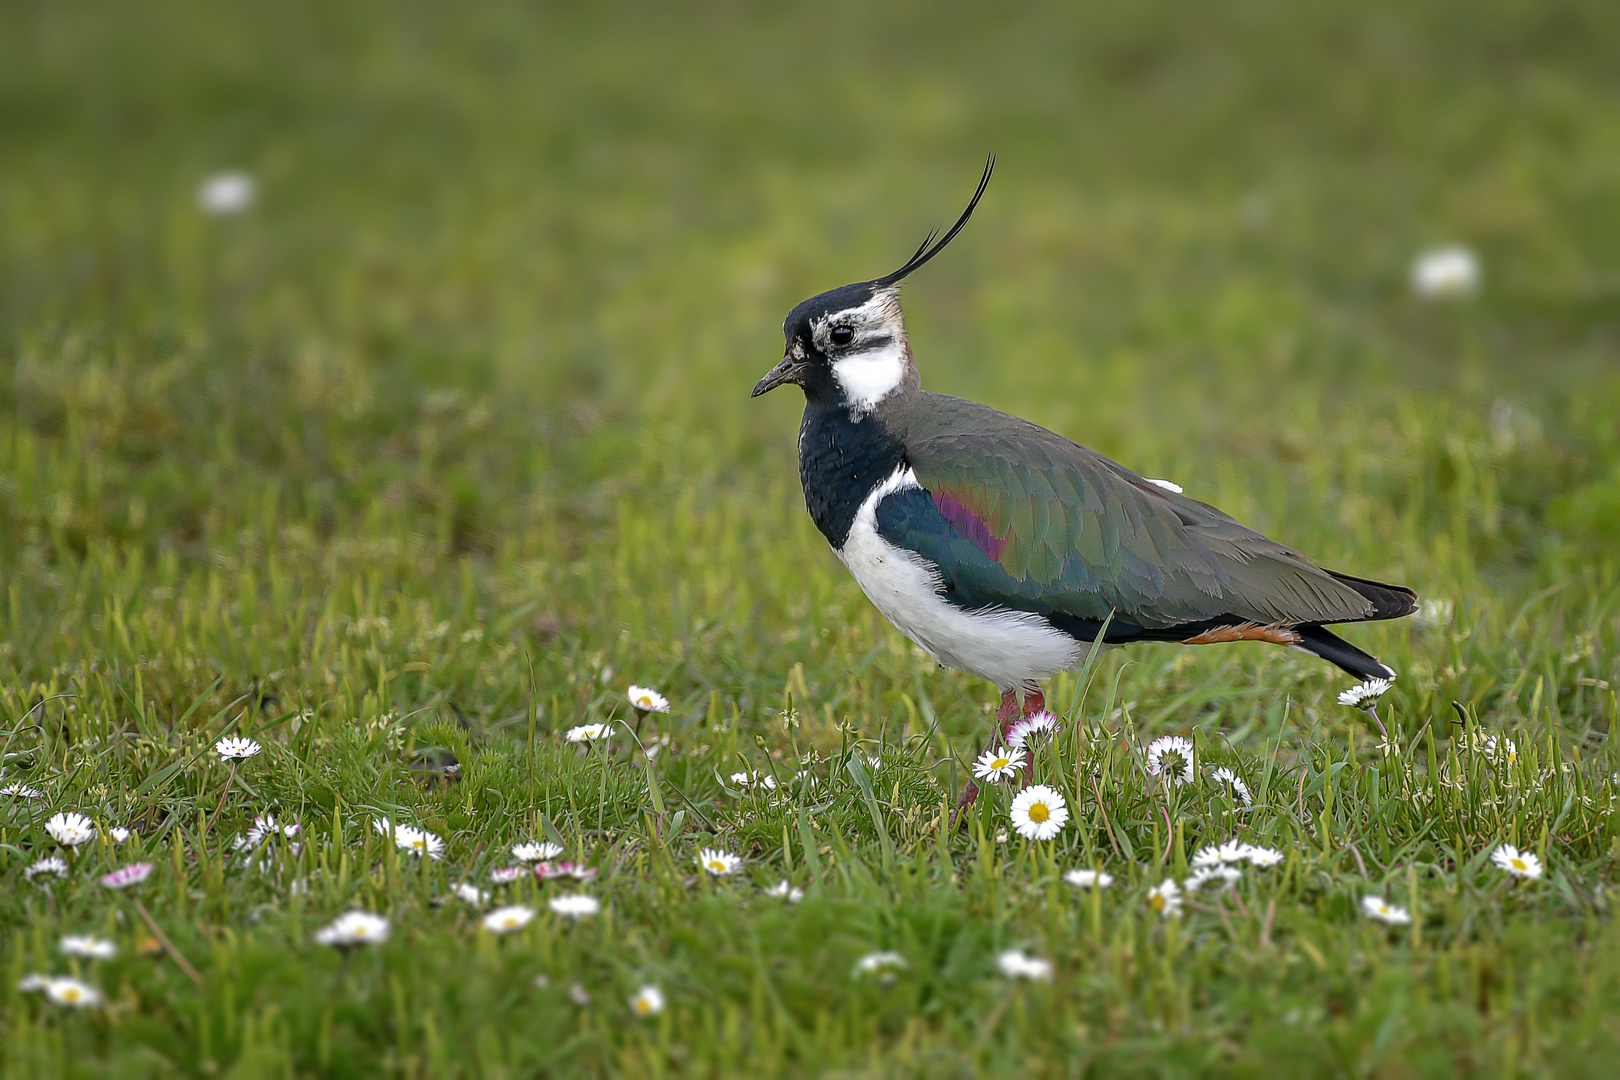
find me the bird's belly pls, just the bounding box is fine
[836,505,1083,692]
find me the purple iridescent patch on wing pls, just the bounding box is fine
[932,489,1006,561]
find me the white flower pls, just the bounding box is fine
[108,827,132,843]
[489,867,524,884]
[764,880,804,903]
[1,781,44,799]
[215,736,262,760]
[1185,865,1242,892]
[1007,710,1060,750]
[46,811,96,847]
[18,974,51,992]
[1147,879,1182,919]
[25,856,69,881]
[43,977,101,1008]
[453,883,490,906]
[512,842,564,863]
[373,818,445,860]
[237,814,297,851]
[996,949,1053,980]
[197,171,257,215]
[482,905,535,934]
[565,723,612,744]
[697,848,742,877]
[1209,766,1252,806]
[1144,478,1183,494]
[1243,845,1284,867]
[1064,868,1114,889]
[1009,785,1069,841]
[315,911,390,947]
[1145,736,1195,786]
[549,894,601,919]
[60,936,117,960]
[853,951,906,977]
[1491,844,1543,881]
[1411,245,1480,299]
[972,746,1027,784]
[1483,736,1518,765]
[630,984,665,1017]
[1361,896,1411,925]
[1191,839,1252,868]
[627,686,670,713]
[100,862,155,889]
[729,771,778,791]
[1338,678,1393,709]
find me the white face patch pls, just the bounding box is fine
[831,342,907,415]
[811,288,911,417]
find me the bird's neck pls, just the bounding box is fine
[797,396,907,550]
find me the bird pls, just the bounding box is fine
[752,158,1417,809]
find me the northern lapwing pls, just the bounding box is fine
[752,159,1417,806]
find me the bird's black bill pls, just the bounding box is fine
[751,355,804,397]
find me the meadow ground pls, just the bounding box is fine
[4,1,1620,1075]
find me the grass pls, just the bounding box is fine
[4,0,1620,1074]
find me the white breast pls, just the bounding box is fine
[835,467,1085,692]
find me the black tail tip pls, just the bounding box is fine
[1296,624,1397,681]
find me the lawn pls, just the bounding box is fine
[4,0,1620,1075]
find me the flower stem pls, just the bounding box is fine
[132,897,204,985]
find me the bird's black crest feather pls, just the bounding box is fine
[873,154,995,288]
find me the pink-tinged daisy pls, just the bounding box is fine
[1491,844,1543,881]
[764,880,804,903]
[43,977,101,1008]
[1145,737,1194,786]
[1064,868,1113,889]
[556,861,598,882]
[972,746,1027,784]
[1009,785,1069,841]
[627,686,670,713]
[512,841,564,863]
[1361,896,1411,925]
[489,867,525,885]
[482,905,535,934]
[60,936,117,960]
[630,984,665,1016]
[25,856,69,881]
[996,949,1053,981]
[1,781,44,799]
[1147,879,1182,918]
[696,848,742,877]
[548,894,600,919]
[215,736,262,760]
[1007,711,1061,750]
[46,811,96,847]
[100,862,154,890]
[315,911,390,947]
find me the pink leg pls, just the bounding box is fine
[954,689,1020,820]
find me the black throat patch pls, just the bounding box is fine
[797,398,906,550]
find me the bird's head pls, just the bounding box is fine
[752,157,994,417]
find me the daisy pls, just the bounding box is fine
[630,984,665,1017]
[43,977,101,1008]
[764,880,804,903]
[1361,896,1411,925]
[1147,879,1183,919]
[1410,245,1480,299]
[315,911,390,947]
[108,827,132,843]
[18,974,51,992]
[1491,844,1543,881]
[46,811,96,847]
[565,723,612,744]
[996,949,1053,981]
[1145,737,1194,786]
[197,171,257,215]
[853,951,906,977]
[696,848,742,877]
[1338,678,1393,710]
[489,867,525,885]
[548,894,601,919]
[729,771,778,791]
[1185,865,1242,892]
[512,841,564,863]
[627,686,670,713]
[25,856,69,881]
[374,818,445,860]
[1483,736,1518,765]
[972,746,1027,784]
[215,736,262,760]
[1,781,44,799]
[1064,868,1114,889]
[482,905,535,934]
[100,862,154,890]
[1009,785,1069,841]
[1191,839,1251,868]
[452,883,490,906]
[1244,845,1284,867]
[1007,711,1061,750]
[1209,766,1253,806]
[555,861,598,882]
[60,936,117,960]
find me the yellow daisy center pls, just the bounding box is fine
[634,999,651,1014]
[635,697,650,707]
[1150,894,1165,911]
[707,861,725,872]
[991,757,1010,769]
[1028,802,1050,824]
[1510,858,1526,871]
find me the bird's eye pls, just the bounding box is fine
[829,325,855,347]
